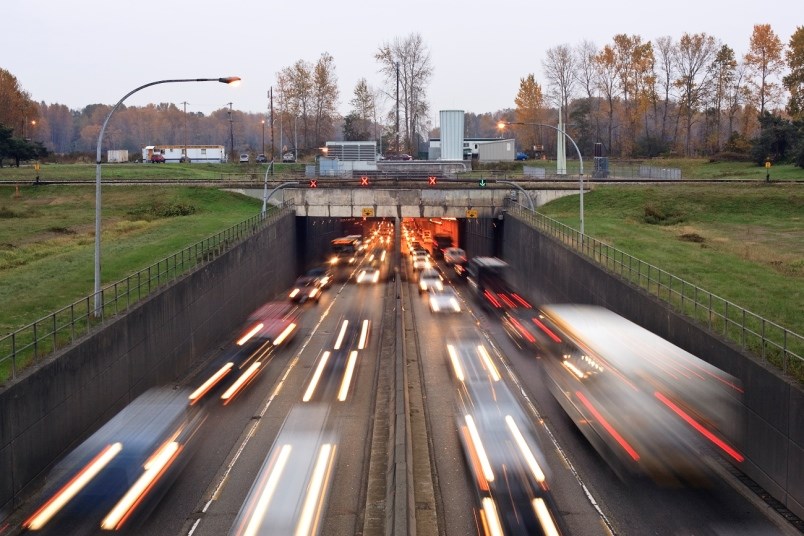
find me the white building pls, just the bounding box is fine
[142,145,227,163]
[428,138,515,161]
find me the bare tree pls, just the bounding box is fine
[375,33,433,155]
[543,44,577,119]
[654,36,676,144]
[673,32,718,156]
[707,44,737,151]
[311,52,339,147]
[348,78,380,143]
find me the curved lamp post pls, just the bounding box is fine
[94,77,241,316]
[498,121,585,237]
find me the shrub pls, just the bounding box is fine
[127,201,196,220]
[643,203,685,225]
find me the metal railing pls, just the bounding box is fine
[509,205,804,381]
[0,206,293,384]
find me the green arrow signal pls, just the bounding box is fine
[479,179,487,187]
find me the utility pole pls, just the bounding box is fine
[227,102,234,162]
[395,61,400,155]
[181,101,188,161]
[269,87,274,172]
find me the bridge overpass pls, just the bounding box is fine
[233,178,582,218]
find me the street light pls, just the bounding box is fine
[93,76,240,316]
[498,121,585,237]
[261,119,266,156]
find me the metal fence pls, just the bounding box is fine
[509,205,804,381]
[0,206,293,384]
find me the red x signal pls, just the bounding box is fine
[309,179,317,188]
[360,176,370,186]
[428,176,437,185]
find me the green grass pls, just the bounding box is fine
[465,157,804,181]
[0,185,263,336]
[2,158,802,182]
[536,183,804,338]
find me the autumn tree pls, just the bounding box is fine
[514,74,545,153]
[609,34,654,155]
[744,24,784,117]
[593,44,620,155]
[0,68,38,138]
[376,33,433,155]
[783,26,804,119]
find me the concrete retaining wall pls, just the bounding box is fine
[502,213,804,520]
[0,212,298,519]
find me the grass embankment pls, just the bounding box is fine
[0,162,305,181]
[537,183,804,339]
[0,185,262,336]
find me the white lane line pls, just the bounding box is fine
[188,293,341,533]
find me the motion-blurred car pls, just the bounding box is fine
[428,287,461,313]
[150,154,166,163]
[356,266,380,284]
[282,151,296,163]
[24,388,203,534]
[368,248,387,263]
[289,276,321,303]
[187,301,301,405]
[412,253,430,272]
[256,153,268,163]
[443,247,466,266]
[515,151,529,161]
[306,266,334,289]
[418,268,444,294]
[230,405,336,536]
[239,153,250,163]
[455,379,563,536]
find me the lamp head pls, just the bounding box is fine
[219,77,242,86]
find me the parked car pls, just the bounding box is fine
[239,153,250,163]
[515,151,528,161]
[256,154,268,163]
[150,154,166,163]
[384,153,413,161]
[282,152,296,163]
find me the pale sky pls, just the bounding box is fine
[3,0,799,128]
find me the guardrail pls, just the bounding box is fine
[0,206,293,385]
[509,205,804,381]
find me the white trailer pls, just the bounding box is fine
[142,145,227,163]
